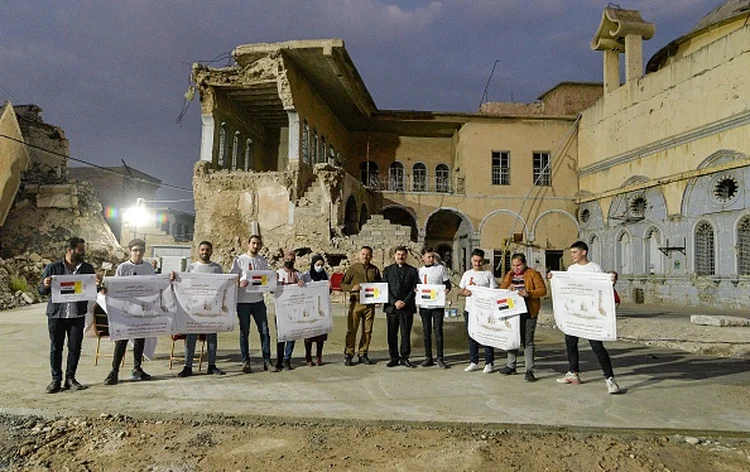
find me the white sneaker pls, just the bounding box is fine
[464,362,481,372]
[606,377,621,394]
[482,364,494,374]
[556,371,581,384]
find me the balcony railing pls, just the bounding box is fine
[363,174,462,194]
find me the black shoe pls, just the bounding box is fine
[263,361,270,372]
[46,380,61,394]
[524,371,537,382]
[421,358,435,367]
[498,366,517,375]
[103,371,119,386]
[401,359,416,368]
[131,368,152,381]
[283,360,292,371]
[436,358,448,369]
[359,354,375,365]
[386,359,399,368]
[275,362,283,372]
[64,378,88,391]
[207,365,226,375]
[344,356,354,366]
[242,362,253,374]
[177,367,193,378]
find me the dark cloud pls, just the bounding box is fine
[0,0,725,209]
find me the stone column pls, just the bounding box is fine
[286,110,300,170]
[603,49,620,94]
[624,34,643,84]
[199,114,215,163]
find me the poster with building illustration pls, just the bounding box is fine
[102,275,176,340]
[415,284,447,307]
[467,286,523,350]
[51,274,98,303]
[550,271,617,341]
[173,273,238,333]
[359,283,388,304]
[273,281,332,342]
[240,270,277,293]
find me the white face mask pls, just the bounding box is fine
[314,265,324,273]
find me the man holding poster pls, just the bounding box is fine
[340,246,381,366]
[553,241,620,394]
[417,247,451,369]
[498,253,546,382]
[104,238,158,386]
[178,241,226,377]
[230,235,273,373]
[382,246,419,368]
[39,237,99,393]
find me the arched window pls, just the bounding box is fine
[644,227,663,275]
[389,162,404,191]
[231,131,240,170]
[412,162,427,192]
[302,120,310,164]
[328,144,336,165]
[244,138,254,171]
[317,136,326,164]
[737,216,750,275]
[359,161,379,187]
[217,122,227,168]
[311,129,318,164]
[435,164,450,193]
[589,234,601,262]
[694,220,715,276]
[616,231,632,274]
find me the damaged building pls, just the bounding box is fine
[190,40,597,274]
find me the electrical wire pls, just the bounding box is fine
[0,132,193,193]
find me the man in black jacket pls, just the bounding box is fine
[382,246,419,368]
[39,237,100,393]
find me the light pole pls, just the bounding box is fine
[122,198,151,243]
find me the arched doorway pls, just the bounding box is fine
[359,204,369,229]
[424,209,473,272]
[343,196,359,235]
[381,205,418,242]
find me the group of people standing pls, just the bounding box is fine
[40,235,620,395]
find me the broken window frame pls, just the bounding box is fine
[302,120,310,165]
[244,138,253,171]
[737,215,750,275]
[532,151,551,186]
[435,164,450,193]
[231,131,240,170]
[218,122,228,168]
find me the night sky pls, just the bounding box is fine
[0,1,724,211]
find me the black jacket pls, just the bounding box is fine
[382,263,419,314]
[39,259,96,318]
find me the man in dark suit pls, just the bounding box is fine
[382,246,419,368]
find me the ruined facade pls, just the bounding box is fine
[190,40,597,275]
[578,2,750,308]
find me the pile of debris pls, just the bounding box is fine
[0,253,49,310]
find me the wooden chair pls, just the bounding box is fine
[93,303,124,367]
[169,334,207,371]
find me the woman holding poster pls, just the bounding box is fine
[303,254,329,366]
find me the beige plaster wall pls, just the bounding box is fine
[0,105,29,226]
[579,24,750,198]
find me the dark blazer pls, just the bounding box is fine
[39,259,96,318]
[382,263,419,314]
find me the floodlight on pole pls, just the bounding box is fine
[122,198,152,240]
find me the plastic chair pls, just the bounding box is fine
[169,334,207,371]
[330,272,345,303]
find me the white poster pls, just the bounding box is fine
[550,271,617,341]
[173,273,238,333]
[240,269,277,294]
[273,281,332,342]
[51,274,98,303]
[359,282,388,304]
[416,284,446,307]
[102,275,176,340]
[467,287,524,350]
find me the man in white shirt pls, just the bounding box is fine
[274,250,309,371]
[104,238,156,385]
[230,235,272,373]
[178,240,226,377]
[418,247,451,369]
[458,248,498,374]
[555,240,620,394]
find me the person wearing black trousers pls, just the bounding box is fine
[382,246,419,368]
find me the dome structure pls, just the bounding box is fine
[646,0,750,72]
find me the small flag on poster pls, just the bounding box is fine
[59,280,82,295]
[497,298,515,311]
[251,274,267,286]
[359,283,388,304]
[416,284,446,307]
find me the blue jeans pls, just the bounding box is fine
[276,341,295,363]
[185,333,217,368]
[464,311,495,365]
[237,302,270,363]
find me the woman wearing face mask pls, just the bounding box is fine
[304,254,329,366]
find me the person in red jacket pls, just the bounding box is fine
[497,253,547,382]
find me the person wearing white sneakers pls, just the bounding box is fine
[553,241,620,394]
[458,249,498,374]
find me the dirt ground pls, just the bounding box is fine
[1,414,749,472]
